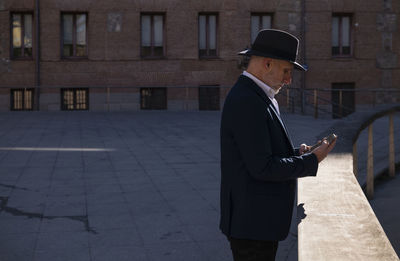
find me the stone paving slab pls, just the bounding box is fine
[0,111,397,261]
[370,171,400,257]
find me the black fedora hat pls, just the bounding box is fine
[239,29,307,71]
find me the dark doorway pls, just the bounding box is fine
[140,88,167,110]
[331,83,355,119]
[199,86,220,111]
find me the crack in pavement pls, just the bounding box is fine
[0,196,97,234]
[0,183,29,191]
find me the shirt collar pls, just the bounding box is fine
[242,71,277,100]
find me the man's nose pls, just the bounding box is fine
[283,74,292,85]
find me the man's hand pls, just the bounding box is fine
[299,144,312,155]
[311,138,337,163]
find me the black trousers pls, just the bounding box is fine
[228,237,278,261]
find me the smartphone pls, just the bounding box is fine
[309,133,337,151]
[325,133,337,144]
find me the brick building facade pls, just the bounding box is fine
[0,0,399,115]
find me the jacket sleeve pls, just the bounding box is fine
[231,99,318,182]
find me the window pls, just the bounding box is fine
[332,14,352,56]
[11,13,33,59]
[140,88,167,110]
[331,83,355,119]
[141,14,164,58]
[199,14,218,58]
[61,88,89,110]
[251,14,272,43]
[199,86,220,111]
[10,89,34,110]
[61,13,87,58]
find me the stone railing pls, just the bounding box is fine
[297,105,400,261]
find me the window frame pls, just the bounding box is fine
[198,13,219,59]
[140,13,166,59]
[250,13,273,44]
[60,88,89,111]
[60,12,88,59]
[10,12,34,60]
[331,13,353,58]
[10,88,34,111]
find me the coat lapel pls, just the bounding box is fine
[240,75,294,149]
[267,102,294,149]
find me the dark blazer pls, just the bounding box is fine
[220,75,318,241]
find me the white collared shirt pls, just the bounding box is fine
[242,71,280,115]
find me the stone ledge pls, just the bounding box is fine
[298,106,400,261]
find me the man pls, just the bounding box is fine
[219,29,336,261]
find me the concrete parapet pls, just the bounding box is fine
[298,105,400,261]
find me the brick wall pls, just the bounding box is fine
[0,0,399,112]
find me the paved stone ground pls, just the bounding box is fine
[0,111,398,261]
[370,171,400,258]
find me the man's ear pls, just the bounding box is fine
[264,58,273,72]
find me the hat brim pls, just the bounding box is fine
[238,49,308,71]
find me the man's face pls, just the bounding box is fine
[263,59,293,93]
